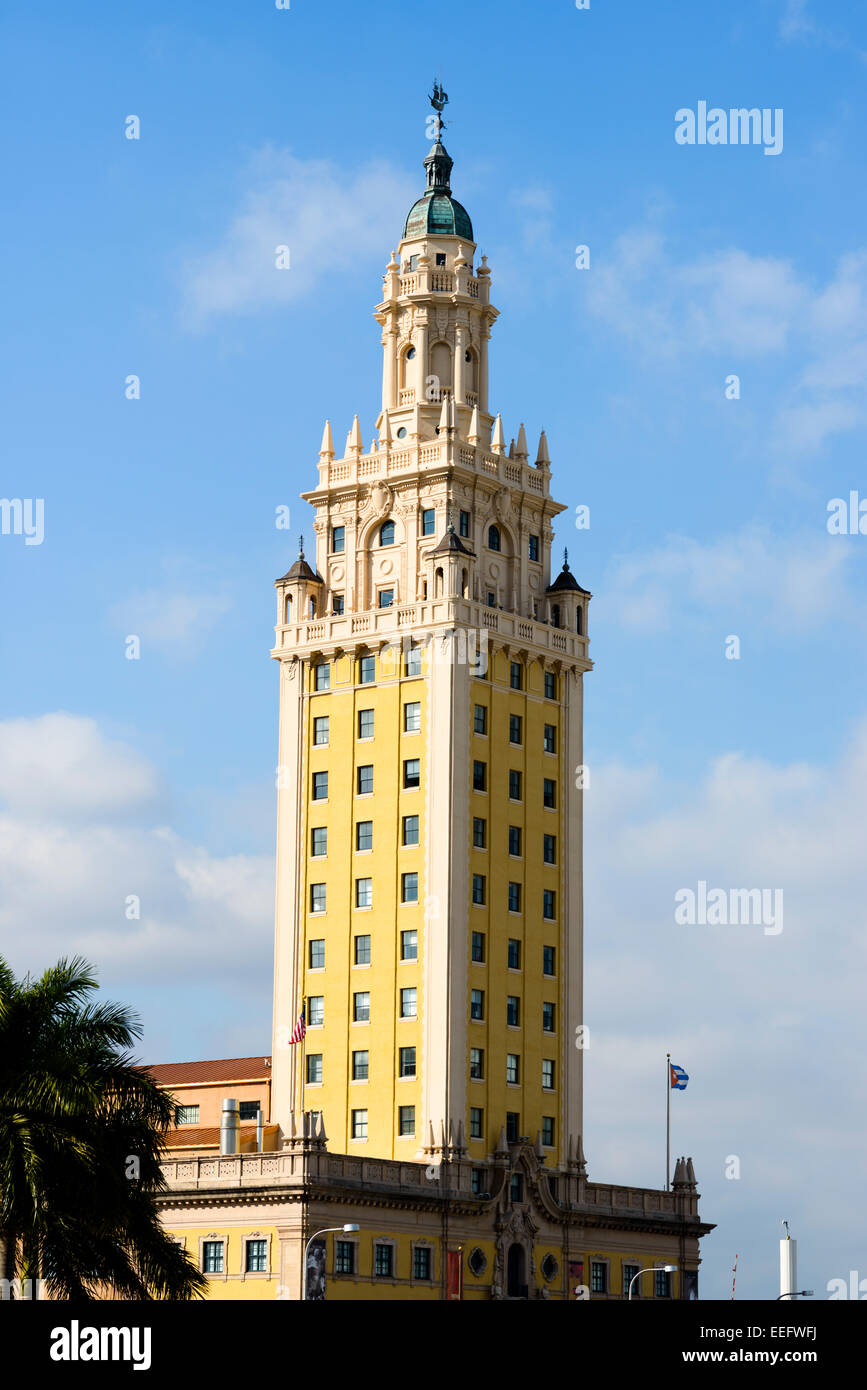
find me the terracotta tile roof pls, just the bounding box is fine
[163,1124,279,1150]
[146,1056,272,1085]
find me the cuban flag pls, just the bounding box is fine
[670,1062,689,1090]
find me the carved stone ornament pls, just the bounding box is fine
[370,481,393,518]
[494,487,511,522]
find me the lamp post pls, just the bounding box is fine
[628,1263,678,1301]
[302,1224,360,1300]
[777,1291,813,1299]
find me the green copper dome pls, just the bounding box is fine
[404,191,473,240]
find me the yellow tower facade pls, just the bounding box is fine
[270,106,593,1175]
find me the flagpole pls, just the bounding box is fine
[300,997,306,1132]
[665,1051,670,1192]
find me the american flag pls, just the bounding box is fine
[289,1005,306,1044]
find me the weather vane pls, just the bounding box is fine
[429,79,448,141]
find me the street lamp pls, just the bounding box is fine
[777,1290,813,1299]
[302,1224,360,1300]
[628,1263,678,1300]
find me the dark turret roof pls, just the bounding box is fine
[431,524,475,557]
[403,130,473,241]
[546,552,590,596]
[278,538,323,585]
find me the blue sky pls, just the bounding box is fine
[1,0,866,1300]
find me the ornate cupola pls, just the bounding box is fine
[546,549,591,635]
[428,517,475,600]
[276,535,324,626]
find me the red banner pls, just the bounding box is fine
[446,1249,463,1300]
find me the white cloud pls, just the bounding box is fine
[109,588,232,651]
[600,525,857,632]
[181,148,415,325]
[0,713,159,817]
[779,0,814,40]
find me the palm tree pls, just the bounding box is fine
[0,955,207,1299]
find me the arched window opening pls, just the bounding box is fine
[576,607,583,635]
[435,567,444,598]
[379,520,395,547]
[285,594,293,623]
[551,604,560,629]
[488,525,501,552]
[507,1244,527,1299]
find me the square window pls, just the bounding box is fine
[422,508,436,535]
[435,251,447,267]
[311,826,327,857]
[506,1111,519,1143]
[353,992,370,1023]
[400,987,417,1019]
[506,1053,520,1084]
[459,510,470,538]
[543,834,556,865]
[335,1241,355,1275]
[176,1105,199,1125]
[331,525,345,554]
[413,1246,432,1280]
[655,1269,672,1298]
[313,715,329,746]
[541,1116,555,1146]
[403,814,419,846]
[472,874,486,906]
[314,663,330,691]
[238,1101,260,1120]
[312,771,328,801]
[508,883,522,914]
[473,760,487,792]
[469,1047,484,1079]
[509,770,522,801]
[544,671,557,701]
[542,1058,555,1090]
[332,594,344,615]
[352,1109,368,1139]
[358,708,374,739]
[245,1239,267,1273]
[528,534,539,562]
[309,938,325,969]
[356,820,373,852]
[470,989,484,1021]
[473,704,488,735]
[357,764,373,795]
[355,878,372,909]
[510,662,523,690]
[405,643,423,677]
[544,724,557,754]
[374,1244,393,1277]
[542,1001,556,1033]
[352,1050,369,1080]
[473,816,487,849]
[623,1264,640,1297]
[471,1168,484,1194]
[401,929,418,961]
[359,655,375,684]
[403,758,420,789]
[399,1105,415,1136]
[469,1107,483,1140]
[509,713,522,745]
[308,996,324,1026]
[404,701,421,733]
[543,945,556,976]
[507,995,520,1027]
[543,779,556,809]
[401,871,419,904]
[306,1053,322,1084]
[507,937,521,969]
[399,1046,416,1078]
[591,1262,607,1294]
[354,934,371,965]
[379,588,394,608]
[487,591,496,607]
[203,1240,224,1274]
[543,889,556,920]
[310,883,326,914]
[471,931,485,963]
[508,825,522,857]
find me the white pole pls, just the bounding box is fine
[665,1052,671,1191]
[780,1237,797,1299]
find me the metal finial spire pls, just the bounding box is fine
[563,547,570,571]
[298,533,304,559]
[429,79,448,142]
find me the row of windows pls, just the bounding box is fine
[334,1240,433,1282]
[305,989,417,1026]
[313,702,422,746]
[471,876,557,918]
[471,935,557,976]
[307,1047,417,1084]
[468,1049,556,1088]
[312,655,560,697]
[472,820,558,866]
[311,817,420,857]
[329,519,542,563]
[470,993,557,1031]
[309,873,421,913]
[176,1101,260,1127]
[472,704,558,753]
[589,1262,673,1298]
[468,1110,556,1146]
[309,931,417,969]
[312,759,420,801]
[202,1239,267,1275]
[349,1106,416,1139]
[471,762,559,809]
